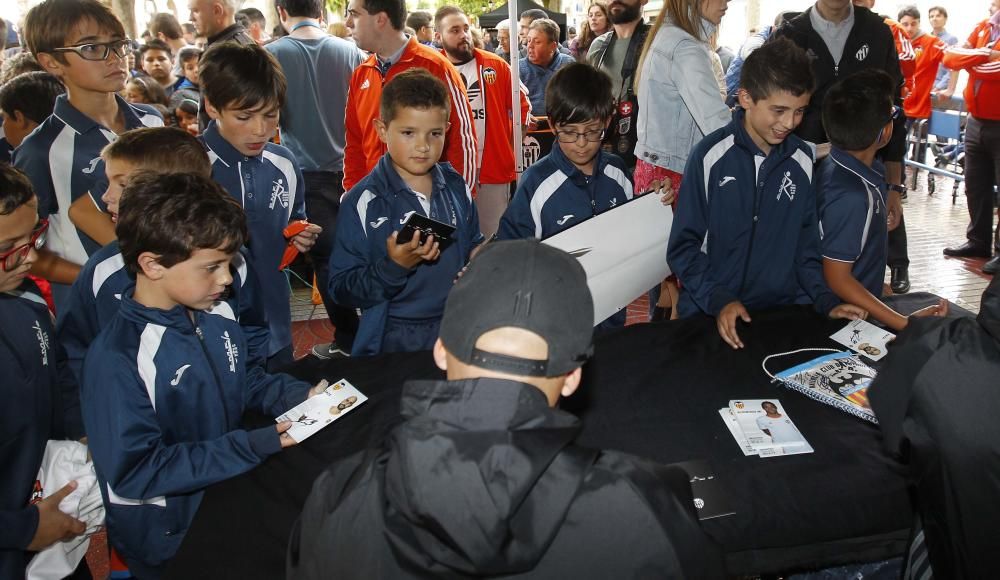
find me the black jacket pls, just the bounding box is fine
[774,6,905,162]
[869,279,1000,577]
[288,378,725,579]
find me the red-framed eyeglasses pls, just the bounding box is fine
[1,218,48,272]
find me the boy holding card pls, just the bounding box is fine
[668,39,866,349]
[57,127,270,382]
[329,69,483,357]
[80,172,323,577]
[818,70,948,331]
[198,42,322,370]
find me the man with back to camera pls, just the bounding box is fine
[288,239,725,579]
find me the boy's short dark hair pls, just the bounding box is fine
[275,0,324,19]
[0,164,36,216]
[405,10,432,31]
[928,6,947,18]
[177,46,202,64]
[117,171,247,275]
[0,53,45,85]
[0,71,66,125]
[364,0,407,31]
[379,68,449,123]
[24,0,125,63]
[199,42,286,111]
[149,13,183,40]
[139,38,173,59]
[822,69,895,151]
[102,126,211,177]
[898,5,920,21]
[545,63,614,124]
[740,37,814,101]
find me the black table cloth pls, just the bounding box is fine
[165,293,964,578]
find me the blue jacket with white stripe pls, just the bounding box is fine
[202,122,306,357]
[497,145,634,241]
[667,108,840,318]
[329,155,482,357]
[0,280,82,579]
[81,290,310,577]
[57,241,270,384]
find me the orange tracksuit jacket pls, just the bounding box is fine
[903,34,947,120]
[943,19,1000,121]
[466,49,531,185]
[343,37,478,192]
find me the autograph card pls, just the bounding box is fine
[275,379,367,443]
[830,319,895,361]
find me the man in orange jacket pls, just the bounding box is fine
[342,0,477,193]
[942,0,1000,275]
[434,5,531,238]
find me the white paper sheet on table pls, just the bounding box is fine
[542,192,673,324]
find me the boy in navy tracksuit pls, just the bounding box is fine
[819,70,948,331]
[198,42,322,370]
[498,64,668,327]
[81,173,323,578]
[57,127,270,382]
[330,69,483,357]
[668,39,866,349]
[12,0,163,309]
[0,166,87,579]
[0,71,65,165]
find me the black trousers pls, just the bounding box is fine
[303,171,358,350]
[963,116,1000,252]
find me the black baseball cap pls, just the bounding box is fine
[439,239,594,377]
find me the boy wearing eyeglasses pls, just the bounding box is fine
[498,63,647,242]
[818,69,948,330]
[0,165,87,579]
[329,69,483,357]
[12,0,163,313]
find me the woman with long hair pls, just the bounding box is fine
[571,1,611,60]
[633,0,731,320]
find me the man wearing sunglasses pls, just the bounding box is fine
[0,164,87,579]
[12,0,162,314]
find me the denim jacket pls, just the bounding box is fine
[634,18,732,173]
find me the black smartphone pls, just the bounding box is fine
[396,212,456,251]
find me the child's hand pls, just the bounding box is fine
[291,222,323,253]
[277,421,298,448]
[909,299,949,320]
[829,304,868,321]
[717,300,751,349]
[387,230,440,269]
[27,481,86,551]
[643,177,675,206]
[306,379,329,400]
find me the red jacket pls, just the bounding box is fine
[464,49,531,185]
[343,37,477,192]
[884,17,917,98]
[943,20,1000,121]
[903,33,947,120]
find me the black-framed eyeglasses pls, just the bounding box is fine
[554,128,606,144]
[0,219,48,272]
[51,39,134,61]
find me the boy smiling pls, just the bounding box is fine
[668,38,866,349]
[329,69,483,356]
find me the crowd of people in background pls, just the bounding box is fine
[1,0,999,577]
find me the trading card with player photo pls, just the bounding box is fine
[275,379,368,443]
[729,399,809,453]
[830,319,895,361]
